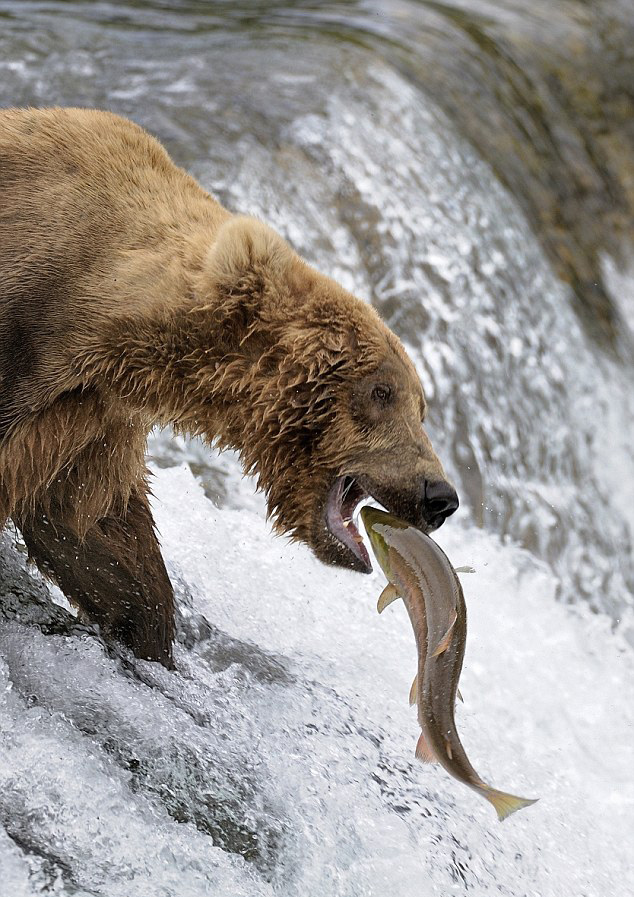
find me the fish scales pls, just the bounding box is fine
[361,506,538,822]
[381,525,462,657]
[381,524,467,759]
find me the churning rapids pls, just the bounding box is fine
[0,2,633,895]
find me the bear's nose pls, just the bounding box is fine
[423,480,459,529]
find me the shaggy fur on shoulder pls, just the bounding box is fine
[0,108,457,666]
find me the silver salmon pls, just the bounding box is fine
[360,506,537,822]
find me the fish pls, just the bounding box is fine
[360,505,538,822]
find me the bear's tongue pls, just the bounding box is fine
[326,476,371,571]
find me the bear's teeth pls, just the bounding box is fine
[343,518,352,528]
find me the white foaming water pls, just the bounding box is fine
[191,58,634,628]
[1,465,632,896]
[0,4,632,891]
[3,0,629,620]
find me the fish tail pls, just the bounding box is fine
[481,786,539,822]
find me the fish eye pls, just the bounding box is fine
[371,384,392,404]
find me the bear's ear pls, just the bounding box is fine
[203,216,295,294]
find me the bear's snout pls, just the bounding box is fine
[422,479,459,530]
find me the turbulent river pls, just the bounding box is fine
[0,2,633,895]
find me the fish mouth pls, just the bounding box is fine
[325,475,372,573]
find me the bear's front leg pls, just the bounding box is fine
[15,485,175,667]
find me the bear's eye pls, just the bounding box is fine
[371,384,392,404]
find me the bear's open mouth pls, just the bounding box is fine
[325,475,372,572]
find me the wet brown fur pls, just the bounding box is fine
[0,107,449,665]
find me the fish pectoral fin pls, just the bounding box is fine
[377,583,400,614]
[415,731,437,764]
[408,674,418,707]
[454,565,475,573]
[431,611,458,657]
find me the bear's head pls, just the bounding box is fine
[200,217,459,573]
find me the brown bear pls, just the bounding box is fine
[0,107,458,667]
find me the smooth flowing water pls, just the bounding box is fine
[0,2,632,895]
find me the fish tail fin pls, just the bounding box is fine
[481,786,539,822]
[415,731,437,764]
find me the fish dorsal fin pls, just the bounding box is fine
[411,674,451,706]
[377,583,400,614]
[415,731,437,764]
[431,611,458,657]
[409,674,418,707]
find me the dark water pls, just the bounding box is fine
[0,0,632,618]
[1,4,634,893]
